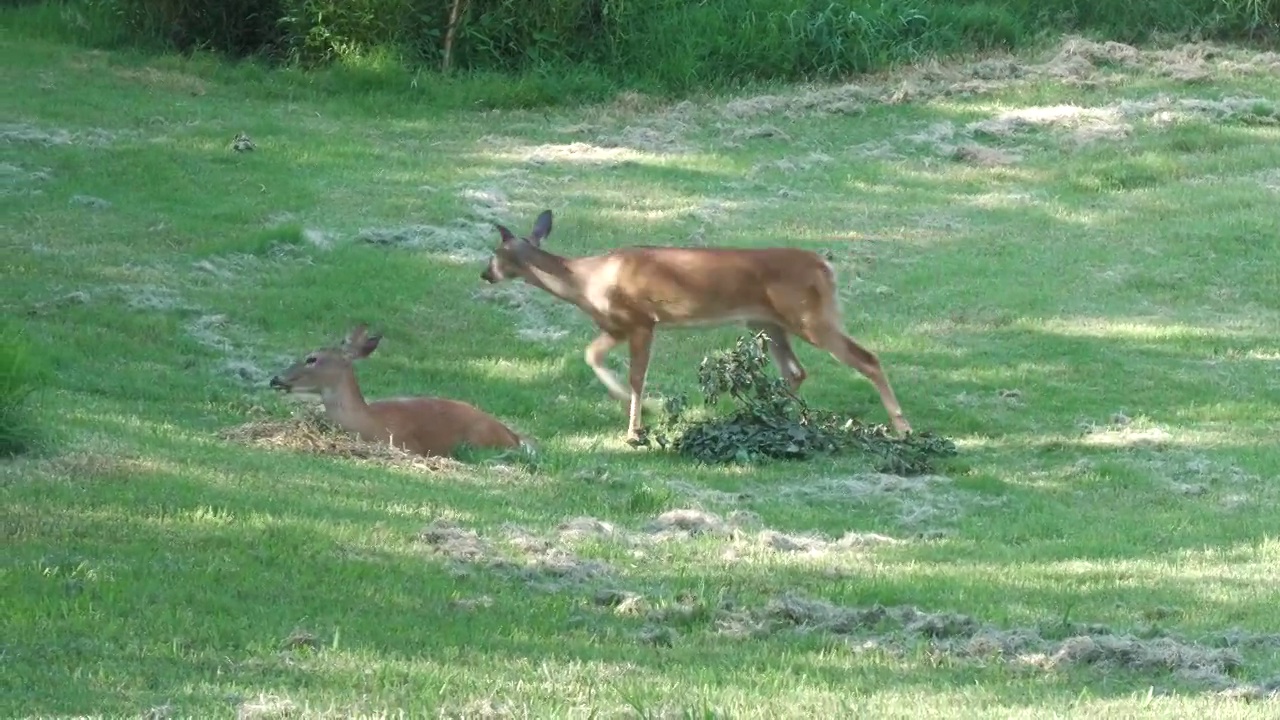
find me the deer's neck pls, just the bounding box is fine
[320,370,378,436]
[517,247,589,306]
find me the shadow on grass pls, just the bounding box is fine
[7,450,1275,715]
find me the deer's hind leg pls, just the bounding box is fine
[798,318,911,436]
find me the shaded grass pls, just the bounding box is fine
[3,25,1280,719]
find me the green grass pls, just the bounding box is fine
[4,20,1280,720]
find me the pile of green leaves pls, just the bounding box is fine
[644,333,956,475]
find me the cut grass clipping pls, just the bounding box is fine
[644,333,956,473]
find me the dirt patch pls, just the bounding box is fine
[220,408,462,473]
[472,283,570,344]
[357,219,493,264]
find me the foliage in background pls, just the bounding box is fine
[646,334,957,475]
[29,0,1280,98]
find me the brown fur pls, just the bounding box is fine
[480,210,911,440]
[269,325,522,458]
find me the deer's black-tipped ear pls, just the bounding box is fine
[529,210,553,246]
[496,224,516,243]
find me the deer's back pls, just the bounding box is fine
[596,246,836,327]
[366,397,521,457]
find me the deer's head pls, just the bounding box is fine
[481,209,554,283]
[269,324,382,394]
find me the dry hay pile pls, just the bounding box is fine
[417,518,615,593]
[716,36,1280,125]
[219,407,462,473]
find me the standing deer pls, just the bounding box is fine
[479,210,912,442]
[269,324,525,458]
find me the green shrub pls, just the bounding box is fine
[85,0,286,55]
[20,0,1280,100]
[277,0,441,67]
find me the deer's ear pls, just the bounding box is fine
[529,210,553,246]
[344,324,369,347]
[342,324,381,359]
[496,224,516,243]
[347,333,382,360]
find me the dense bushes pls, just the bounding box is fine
[53,0,1280,91]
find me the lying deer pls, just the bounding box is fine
[269,325,524,458]
[479,210,912,442]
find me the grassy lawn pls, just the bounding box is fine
[3,19,1280,718]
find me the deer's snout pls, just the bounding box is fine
[480,267,496,283]
[269,376,290,391]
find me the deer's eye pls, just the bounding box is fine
[305,356,318,365]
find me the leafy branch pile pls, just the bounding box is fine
[644,333,956,475]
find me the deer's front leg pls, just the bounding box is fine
[584,331,629,401]
[626,326,654,442]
